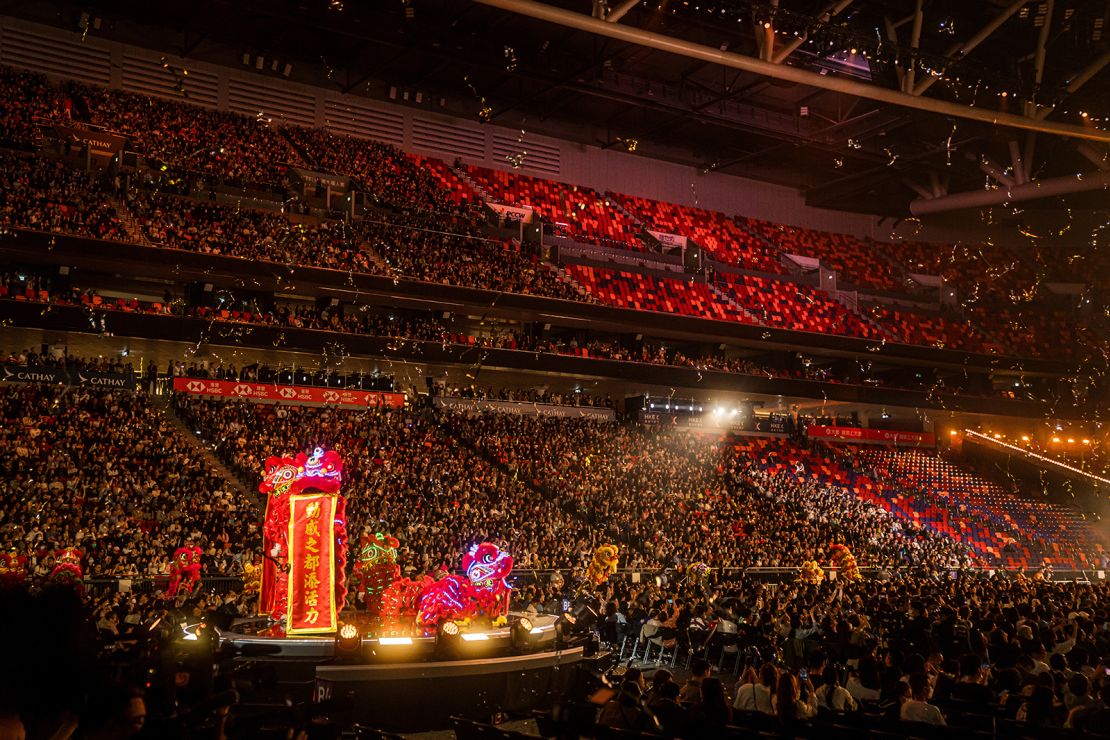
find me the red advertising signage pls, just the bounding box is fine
[287,494,338,635]
[173,377,404,409]
[807,425,936,447]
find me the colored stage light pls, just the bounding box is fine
[511,616,538,653]
[334,622,362,663]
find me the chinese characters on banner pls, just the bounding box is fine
[287,494,337,634]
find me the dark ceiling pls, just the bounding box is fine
[10,0,1110,215]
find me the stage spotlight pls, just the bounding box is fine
[334,623,362,663]
[511,616,539,653]
[435,620,461,658]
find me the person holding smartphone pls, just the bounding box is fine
[949,654,994,706]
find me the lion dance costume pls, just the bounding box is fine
[348,532,401,616]
[586,544,620,587]
[258,447,348,632]
[380,542,514,630]
[50,547,84,595]
[829,544,862,580]
[797,560,825,585]
[167,545,203,598]
[0,548,27,588]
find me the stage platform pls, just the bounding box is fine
[202,612,592,732]
[215,611,559,659]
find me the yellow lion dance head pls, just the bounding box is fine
[798,560,825,585]
[586,544,620,586]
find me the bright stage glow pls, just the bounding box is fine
[441,621,460,636]
[339,623,360,640]
[460,633,490,641]
[378,636,413,645]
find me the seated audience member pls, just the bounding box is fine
[949,653,994,705]
[774,672,818,723]
[816,669,858,712]
[734,663,777,715]
[901,672,945,726]
[679,658,711,707]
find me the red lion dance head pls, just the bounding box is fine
[0,548,27,587]
[381,542,515,630]
[50,547,84,595]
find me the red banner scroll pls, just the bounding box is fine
[287,494,338,635]
[173,377,404,410]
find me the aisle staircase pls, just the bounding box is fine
[109,196,151,246]
[158,395,263,510]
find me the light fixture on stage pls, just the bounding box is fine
[435,620,461,659]
[510,616,539,653]
[334,623,362,663]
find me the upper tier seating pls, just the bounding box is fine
[612,192,785,272]
[714,272,885,339]
[0,151,125,241]
[0,66,67,149]
[971,306,1088,360]
[464,165,643,250]
[737,216,905,292]
[865,304,994,353]
[75,85,298,188]
[566,264,748,322]
[284,127,469,212]
[884,239,1040,303]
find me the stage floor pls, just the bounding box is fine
[216,611,559,659]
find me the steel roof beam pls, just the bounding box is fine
[471,0,1110,143]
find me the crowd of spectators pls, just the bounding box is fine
[0,151,125,241]
[0,384,258,579]
[0,66,68,149]
[579,574,1110,737]
[75,84,298,188]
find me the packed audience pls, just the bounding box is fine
[0,384,258,579]
[75,84,298,188]
[0,151,125,240]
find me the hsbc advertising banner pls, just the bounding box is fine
[173,378,404,409]
[807,425,935,447]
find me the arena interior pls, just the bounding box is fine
[2,0,1110,737]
